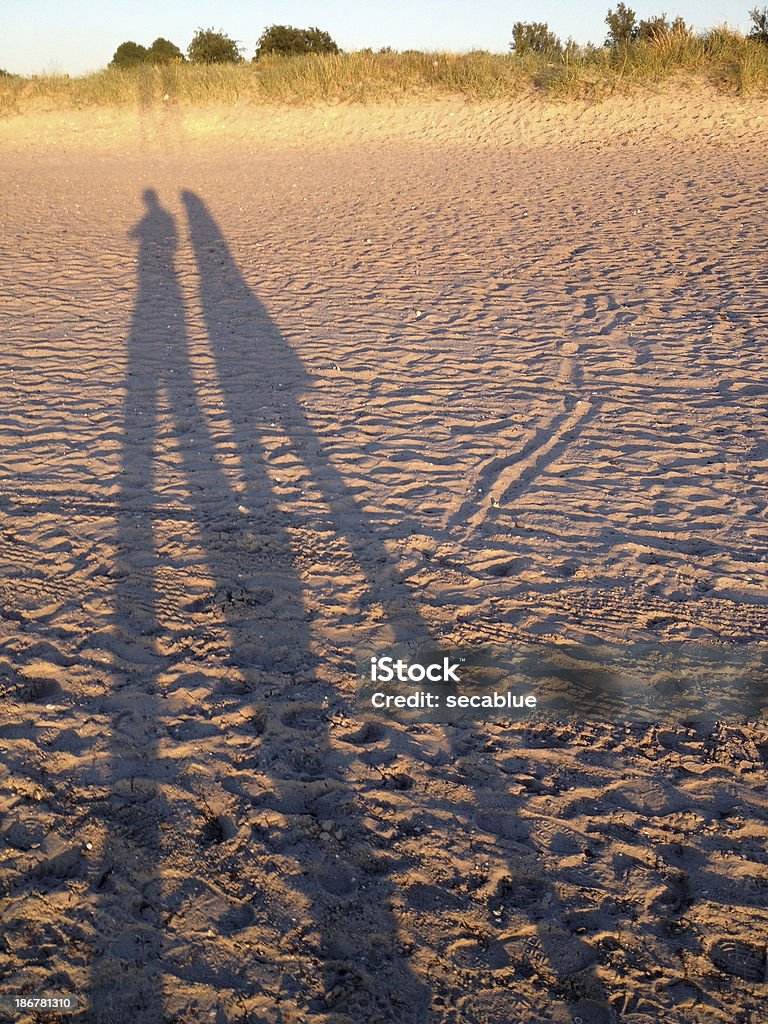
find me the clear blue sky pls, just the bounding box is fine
[1,0,754,75]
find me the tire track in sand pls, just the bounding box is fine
[444,341,598,538]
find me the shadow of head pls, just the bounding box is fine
[142,188,161,209]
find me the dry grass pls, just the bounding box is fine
[1,32,767,115]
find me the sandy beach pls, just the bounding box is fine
[1,90,767,1023]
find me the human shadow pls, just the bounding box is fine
[181,189,428,649]
[89,184,617,1024]
[180,191,618,1024]
[87,189,174,1022]
[90,189,430,1023]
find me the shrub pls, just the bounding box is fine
[637,14,689,41]
[510,22,562,55]
[605,3,639,46]
[146,38,185,63]
[110,41,149,69]
[749,7,768,45]
[110,38,185,68]
[255,25,340,59]
[187,28,242,64]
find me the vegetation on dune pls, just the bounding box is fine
[255,25,340,59]
[749,6,768,44]
[2,10,768,115]
[110,38,185,69]
[605,3,643,46]
[146,38,186,64]
[186,28,243,65]
[510,22,563,57]
[110,41,149,69]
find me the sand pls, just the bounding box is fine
[1,90,767,1024]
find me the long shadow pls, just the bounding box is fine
[88,190,173,1022]
[180,192,618,1024]
[90,189,429,1022]
[181,189,427,648]
[90,185,617,1023]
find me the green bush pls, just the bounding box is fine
[146,38,185,63]
[749,7,768,45]
[110,42,149,69]
[510,22,562,55]
[110,38,184,68]
[187,28,242,64]
[255,25,340,59]
[605,3,639,46]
